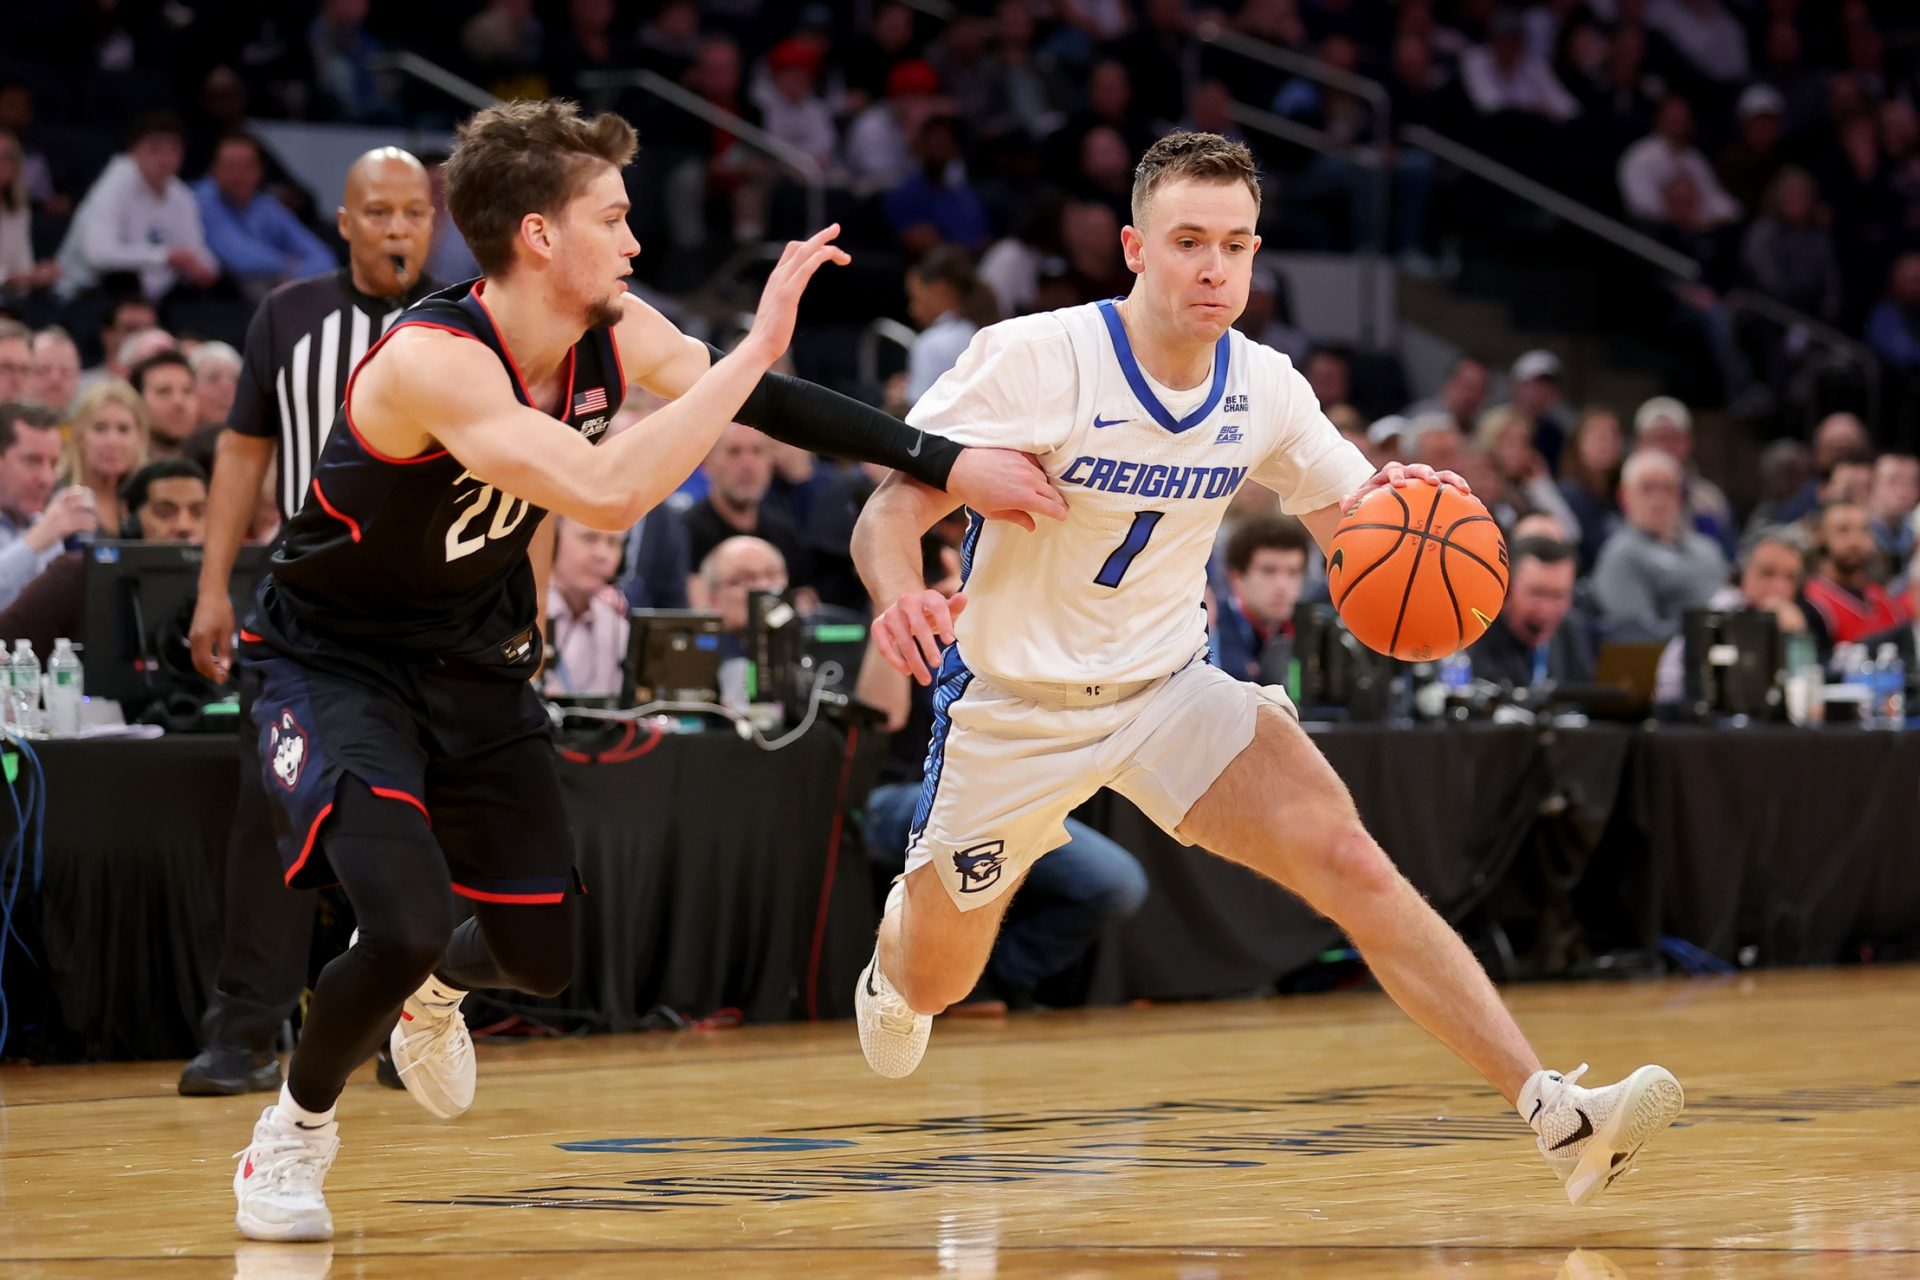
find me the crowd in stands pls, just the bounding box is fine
[0,1,1915,712]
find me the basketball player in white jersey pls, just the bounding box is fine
[850,132,1683,1207]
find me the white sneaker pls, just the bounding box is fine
[388,973,475,1119]
[855,948,931,1079]
[233,1106,338,1242]
[1522,1063,1684,1206]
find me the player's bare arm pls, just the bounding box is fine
[189,429,278,682]
[608,287,1067,532]
[852,471,966,686]
[357,229,850,530]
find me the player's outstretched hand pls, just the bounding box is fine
[947,449,1068,532]
[873,590,968,686]
[742,224,851,363]
[1340,460,1469,515]
[189,588,236,683]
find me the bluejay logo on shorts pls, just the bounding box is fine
[952,840,1007,893]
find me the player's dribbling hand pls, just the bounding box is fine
[873,590,968,686]
[1340,461,1469,516]
[189,589,236,684]
[741,224,851,363]
[947,450,1068,532]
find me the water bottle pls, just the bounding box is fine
[45,637,82,735]
[1872,644,1907,730]
[8,638,42,736]
[1439,651,1474,691]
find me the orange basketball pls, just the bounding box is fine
[1326,480,1508,662]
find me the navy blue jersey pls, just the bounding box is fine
[248,279,625,677]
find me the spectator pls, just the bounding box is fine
[55,114,218,304]
[1591,448,1729,641]
[884,116,991,258]
[1645,0,1748,87]
[1507,348,1572,473]
[1868,453,1918,568]
[0,402,95,611]
[1744,438,1815,537]
[839,3,921,115]
[0,89,58,215]
[978,190,1064,319]
[1715,85,1789,213]
[1473,406,1583,537]
[692,534,790,707]
[1864,252,1920,373]
[926,10,996,129]
[1460,8,1579,122]
[904,246,997,406]
[194,134,337,302]
[1072,126,1135,227]
[1740,166,1841,321]
[1304,344,1352,411]
[1633,396,1736,555]
[680,424,813,599]
[1653,527,1810,702]
[1818,454,1875,508]
[543,516,629,698]
[27,327,80,417]
[978,0,1063,142]
[754,39,838,170]
[422,154,482,287]
[309,0,402,124]
[1558,405,1625,571]
[0,459,207,655]
[855,534,1147,1011]
[1578,22,1663,155]
[1802,499,1912,645]
[1469,535,1594,689]
[87,296,160,380]
[546,0,630,99]
[1042,200,1129,307]
[1403,356,1489,436]
[130,350,197,460]
[189,341,242,432]
[0,129,58,302]
[1861,547,1917,665]
[1212,514,1310,682]
[0,320,28,403]
[1056,59,1154,166]
[461,0,547,100]
[1618,95,1741,227]
[846,59,944,197]
[59,379,148,537]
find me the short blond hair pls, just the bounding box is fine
[1130,130,1261,228]
[62,377,150,486]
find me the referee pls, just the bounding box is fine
[179,147,440,1095]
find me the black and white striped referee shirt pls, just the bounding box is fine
[228,269,441,519]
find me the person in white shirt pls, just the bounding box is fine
[1617,95,1741,227]
[54,114,219,303]
[542,515,631,697]
[1460,11,1580,122]
[849,130,1683,1208]
[904,246,997,406]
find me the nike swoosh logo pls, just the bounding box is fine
[907,432,923,458]
[293,1120,330,1130]
[1092,415,1126,429]
[1550,1108,1595,1151]
[865,961,880,998]
[1328,548,1345,575]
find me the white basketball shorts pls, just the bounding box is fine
[902,646,1296,910]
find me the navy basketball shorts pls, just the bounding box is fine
[238,642,574,905]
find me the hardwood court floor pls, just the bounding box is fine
[3,967,1917,1278]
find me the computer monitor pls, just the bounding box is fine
[80,541,269,722]
[1682,608,1783,720]
[624,609,724,706]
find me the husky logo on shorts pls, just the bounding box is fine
[269,709,308,792]
[952,840,1006,893]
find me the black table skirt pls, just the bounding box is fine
[5,723,1916,1062]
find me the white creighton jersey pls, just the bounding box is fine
[907,299,1373,688]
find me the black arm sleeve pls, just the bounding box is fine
[708,344,962,490]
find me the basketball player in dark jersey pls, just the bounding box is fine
[230,99,1065,1242]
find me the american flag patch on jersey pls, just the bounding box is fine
[572,387,609,416]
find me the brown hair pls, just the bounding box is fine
[445,99,637,277]
[1226,513,1310,574]
[908,246,1000,329]
[1130,130,1261,228]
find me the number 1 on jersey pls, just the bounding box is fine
[1094,511,1165,588]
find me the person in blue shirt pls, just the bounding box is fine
[1211,513,1311,682]
[194,134,336,300]
[882,116,991,259]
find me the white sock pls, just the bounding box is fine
[274,1084,336,1132]
[1517,1068,1559,1127]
